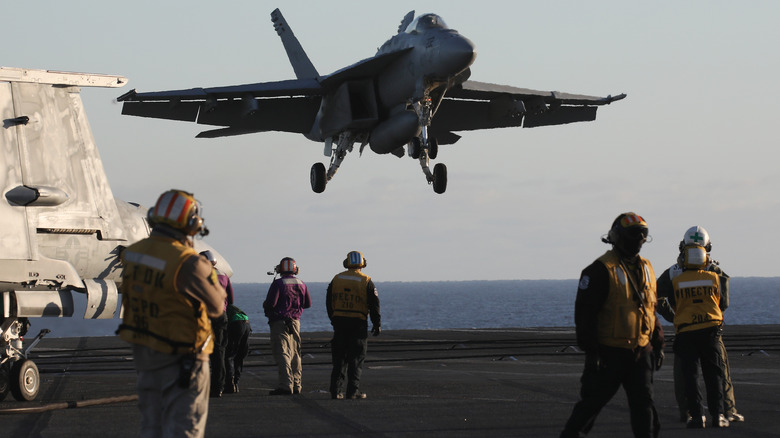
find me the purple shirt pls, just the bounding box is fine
[263,275,312,322]
[218,273,234,311]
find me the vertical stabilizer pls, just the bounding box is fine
[271,9,319,79]
[398,11,415,33]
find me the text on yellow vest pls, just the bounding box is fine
[671,269,722,333]
[118,236,214,355]
[331,270,371,320]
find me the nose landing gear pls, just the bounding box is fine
[0,322,47,402]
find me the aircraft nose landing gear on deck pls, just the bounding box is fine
[0,322,48,402]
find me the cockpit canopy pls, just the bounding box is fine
[404,14,448,34]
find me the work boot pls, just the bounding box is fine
[727,411,745,422]
[712,414,730,428]
[346,391,367,399]
[686,415,706,429]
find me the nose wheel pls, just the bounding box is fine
[10,359,40,401]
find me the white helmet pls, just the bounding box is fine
[680,226,711,252]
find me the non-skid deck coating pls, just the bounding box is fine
[2,325,778,437]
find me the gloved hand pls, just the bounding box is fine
[371,326,381,337]
[654,349,665,371]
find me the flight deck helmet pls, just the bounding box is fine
[680,226,712,252]
[343,251,367,269]
[605,212,649,258]
[276,257,299,275]
[679,226,712,270]
[148,189,207,236]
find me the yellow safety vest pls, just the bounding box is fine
[118,236,213,355]
[596,251,657,349]
[330,270,371,320]
[672,269,722,334]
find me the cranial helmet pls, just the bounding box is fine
[343,251,367,269]
[277,257,298,275]
[148,189,206,236]
[606,212,649,257]
[680,226,712,253]
[200,250,217,266]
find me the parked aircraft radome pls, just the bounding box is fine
[0,67,231,402]
[118,9,626,194]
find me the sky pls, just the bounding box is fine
[4,1,779,283]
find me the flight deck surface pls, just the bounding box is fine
[2,325,778,437]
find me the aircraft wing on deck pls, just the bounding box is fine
[430,80,625,143]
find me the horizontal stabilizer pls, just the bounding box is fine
[0,66,127,88]
[196,127,268,138]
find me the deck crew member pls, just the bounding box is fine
[118,189,226,438]
[658,226,730,428]
[327,251,381,400]
[656,226,743,425]
[560,213,664,438]
[263,257,312,395]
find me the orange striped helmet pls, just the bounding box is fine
[277,257,298,275]
[148,189,204,236]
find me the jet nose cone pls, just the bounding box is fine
[438,34,477,75]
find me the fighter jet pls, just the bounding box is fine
[118,9,625,194]
[0,67,230,402]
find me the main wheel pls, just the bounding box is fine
[10,359,39,401]
[432,163,447,194]
[0,363,9,401]
[428,138,439,160]
[310,163,327,193]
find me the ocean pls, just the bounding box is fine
[35,277,780,338]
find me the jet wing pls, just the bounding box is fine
[118,78,323,135]
[118,47,413,138]
[430,80,625,142]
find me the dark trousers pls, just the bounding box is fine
[330,320,368,397]
[225,320,250,386]
[209,313,228,393]
[673,326,725,419]
[560,346,660,438]
[672,330,736,418]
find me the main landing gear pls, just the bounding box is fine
[411,95,447,194]
[408,136,447,194]
[308,92,450,194]
[0,319,47,402]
